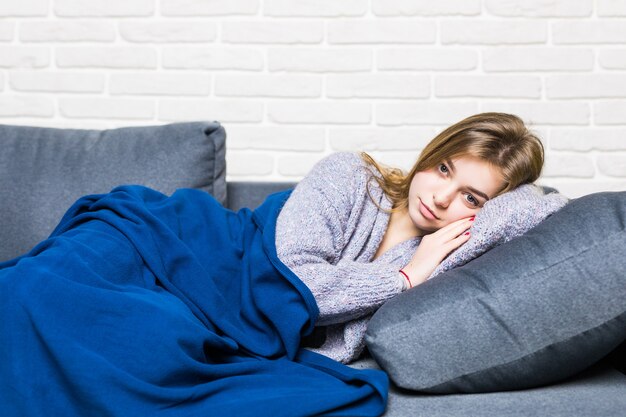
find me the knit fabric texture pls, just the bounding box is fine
[275,152,569,363]
[275,152,411,328]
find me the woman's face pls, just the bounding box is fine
[407,156,504,236]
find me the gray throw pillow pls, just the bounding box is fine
[366,192,626,393]
[0,122,226,262]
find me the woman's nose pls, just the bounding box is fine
[433,187,454,208]
[433,194,448,209]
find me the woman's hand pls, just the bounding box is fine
[401,216,474,288]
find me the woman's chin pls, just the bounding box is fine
[410,216,437,236]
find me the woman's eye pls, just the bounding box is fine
[438,163,449,174]
[465,194,479,207]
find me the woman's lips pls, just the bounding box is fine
[419,199,439,220]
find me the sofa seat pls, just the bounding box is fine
[350,357,626,417]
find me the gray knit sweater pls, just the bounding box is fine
[275,152,569,364]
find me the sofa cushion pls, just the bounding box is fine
[350,357,626,417]
[226,181,296,211]
[0,122,226,262]
[365,192,626,393]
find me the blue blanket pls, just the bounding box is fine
[0,185,387,417]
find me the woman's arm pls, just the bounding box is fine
[276,152,405,326]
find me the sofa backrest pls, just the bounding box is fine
[0,122,226,262]
[226,181,296,212]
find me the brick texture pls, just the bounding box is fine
[0,1,624,194]
[54,0,154,17]
[0,0,48,16]
[485,0,592,17]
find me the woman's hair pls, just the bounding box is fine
[361,112,545,212]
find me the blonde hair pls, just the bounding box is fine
[362,112,545,212]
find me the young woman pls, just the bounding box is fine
[0,112,563,417]
[275,112,547,363]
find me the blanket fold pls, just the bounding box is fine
[0,185,387,417]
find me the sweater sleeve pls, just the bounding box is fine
[275,152,405,327]
[306,316,370,364]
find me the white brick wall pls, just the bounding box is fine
[1,0,626,197]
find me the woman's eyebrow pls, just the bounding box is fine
[467,186,490,201]
[446,159,490,201]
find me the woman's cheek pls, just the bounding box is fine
[448,203,475,222]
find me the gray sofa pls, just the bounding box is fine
[1,121,625,416]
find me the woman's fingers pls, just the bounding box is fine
[444,227,472,253]
[432,216,474,241]
[414,215,475,265]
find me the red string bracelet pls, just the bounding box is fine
[399,269,412,289]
